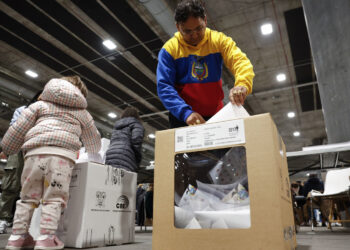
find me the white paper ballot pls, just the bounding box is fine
[206,103,249,124]
[211,218,229,229]
[185,218,202,229]
[175,206,195,228]
[194,207,251,228]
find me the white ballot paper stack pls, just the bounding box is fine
[206,103,249,124]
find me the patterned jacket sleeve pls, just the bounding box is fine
[1,103,39,155]
[81,111,101,153]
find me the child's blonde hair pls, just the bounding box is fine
[61,75,88,98]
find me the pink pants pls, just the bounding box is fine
[12,155,74,235]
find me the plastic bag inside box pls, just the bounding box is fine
[174,146,250,229]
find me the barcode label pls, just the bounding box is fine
[175,119,245,152]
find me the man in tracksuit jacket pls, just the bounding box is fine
[157,0,255,128]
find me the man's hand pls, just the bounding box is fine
[229,86,248,106]
[185,112,206,126]
[0,152,7,160]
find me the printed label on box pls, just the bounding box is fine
[69,169,81,187]
[175,119,245,152]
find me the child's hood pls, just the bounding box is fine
[40,78,87,108]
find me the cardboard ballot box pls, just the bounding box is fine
[63,162,137,248]
[153,114,296,250]
[30,162,137,248]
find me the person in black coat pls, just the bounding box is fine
[301,174,324,197]
[105,107,145,172]
[302,173,325,226]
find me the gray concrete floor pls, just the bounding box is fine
[296,226,350,250]
[1,226,350,249]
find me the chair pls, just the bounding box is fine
[310,167,350,230]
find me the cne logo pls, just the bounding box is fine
[116,195,129,209]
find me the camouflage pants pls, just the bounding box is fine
[0,153,24,222]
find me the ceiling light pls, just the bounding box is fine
[25,70,38,78]
[287,112,295,118]
[293,131,300,137]
[148,133,155,139]
[276,73,286,82]
[260,23,273,35]
[108,112,117,119]
[0,159,7,163]
[103,40,117,50]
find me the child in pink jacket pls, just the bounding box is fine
[1,76,101,250]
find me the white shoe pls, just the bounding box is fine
[0,220,10,234]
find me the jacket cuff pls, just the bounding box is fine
[182,109,193,123]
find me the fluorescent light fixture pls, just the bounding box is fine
[261,23,273,35]
[287,112,295,118]
[25,70,38,78]
[293,131,300,137]
[103,40,117,50]
[148,133,155,139]
[276,73,286,82]
[302,141,350,151]
[0,159,7,163]
[108,112,117,119]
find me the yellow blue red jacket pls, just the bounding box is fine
[157,28,255,122]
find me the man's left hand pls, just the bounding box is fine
[229,86,248,106]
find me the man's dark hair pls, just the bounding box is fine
[175,0,206,24]
[121,107,140,120]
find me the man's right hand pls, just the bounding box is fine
[185,112,206,126]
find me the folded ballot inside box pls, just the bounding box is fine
[30,162,137,248]
[154,114,297,250]
[174,146,251,229]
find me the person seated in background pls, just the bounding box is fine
[291,183,300,196]
[302,173,326,226]
[1,76,101,249]
[105,107,145,172]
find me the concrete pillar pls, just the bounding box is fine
[302,0,350,143]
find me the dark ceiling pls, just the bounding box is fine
[0,0,169,131]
